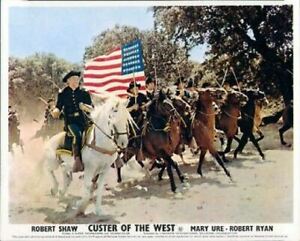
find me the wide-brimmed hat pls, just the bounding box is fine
[186,78,195,88]
[127,81,141,92]
[62,70,81,83]
[145,76,154,85]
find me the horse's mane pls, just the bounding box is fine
[91,95,137,130]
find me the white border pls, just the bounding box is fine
[1,1,299,240]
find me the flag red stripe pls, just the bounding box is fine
[108,47,121,55]
[84,72,122,79]
[85,63,122,71]
[93,55,121,62]
[83,76,145,87]
[106,85,146,92]
[84,43,145,97]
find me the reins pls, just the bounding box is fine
[82,109,128,154]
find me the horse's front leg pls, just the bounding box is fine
[279,124,292,146]
[224,137,233,153]
[95,165,110,216]
[46,154,60,196]
[76,168,95,215]
[48,170,59,196]
[60,167,72,197]
[249,133,265,160]
[234,134,248,159]
[164,157,176,193]
[197,149,207,176]
[255,130,264,142]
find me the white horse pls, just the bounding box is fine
[44,96,133,216]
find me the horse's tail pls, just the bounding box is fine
[261,109,284,126]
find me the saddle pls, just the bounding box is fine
[56,125,94,156]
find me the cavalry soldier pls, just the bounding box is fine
[175,77,190,102]
[126,81,148,127]
[51,70,93,172]
[126,81,148,161]
[8,105,21,149]
[145,76,156,101]
[44,98,56,125]
[185,78,198,103]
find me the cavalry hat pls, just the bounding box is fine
[201,82,211,88]
[127,81,141,92]
[186,78,195,88]
[62,70,81,83]
[145,76,154,85]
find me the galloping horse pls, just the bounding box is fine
[233,89,267,160]
[216,90,248,159]
[168,95,196,164]
[119,91,187,193]
[279,100,293,146]
[44,96,132,216]
[192,88,231,179]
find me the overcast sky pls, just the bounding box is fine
[9,6,206,64]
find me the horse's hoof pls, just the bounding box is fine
[76,211,85,217]
[50,188,58,196]
[197,170,203,177]
[58,190,65,197]
[173,192,184,199]
[182,182,190,189]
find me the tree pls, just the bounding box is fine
[153,6,293,104]
[9,53,78,117]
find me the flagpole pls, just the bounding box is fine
[133,72,137,104]
[154,65,158,91]
[230,66,241,92]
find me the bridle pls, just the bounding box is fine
[83,109,129,151]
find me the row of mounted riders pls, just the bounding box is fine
[114,87,293,191]
[9,87,293,192]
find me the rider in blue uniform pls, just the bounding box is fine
[51,70,93,172]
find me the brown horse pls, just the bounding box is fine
[253,97,269,142]
[192,88,231,178]
[169,95,196,163]
[119,91,187,193]
[216,90,248,158]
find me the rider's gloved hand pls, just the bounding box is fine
[51,108,61,119]
[79,102,93,113]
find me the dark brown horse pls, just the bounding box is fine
[233,89,267,159]
[279,100,293,146]
[192,88,231,178]
[216,90,248,159]
[260,100,293,146]
[168,95,196,163]
[119,91,187,193]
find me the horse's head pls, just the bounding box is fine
[171,96,191,116]
[198,87,227,103]
[244,89,267,104]
[226,90,248,107]
[149,90,177,118]
[92,97,131,150]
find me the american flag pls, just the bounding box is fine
[83,39,145,97]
